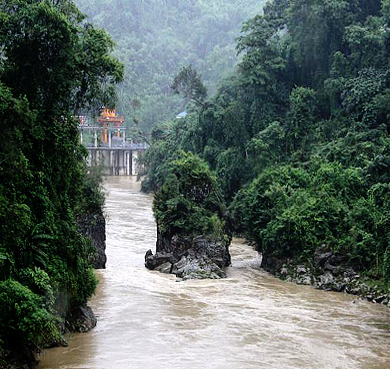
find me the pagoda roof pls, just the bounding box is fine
[97,108,124,124]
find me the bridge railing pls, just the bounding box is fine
[78,125,149,150]
[85,142,149,150]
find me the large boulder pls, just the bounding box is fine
[66,305,97,333]
[145,235,231,280]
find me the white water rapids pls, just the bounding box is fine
[38,177,390,369]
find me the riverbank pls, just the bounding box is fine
[0,196,106,369]
[262,248,390,307]
[37,178,390,369]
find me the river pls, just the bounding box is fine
[38,176,390,369]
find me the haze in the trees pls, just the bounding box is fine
[75,0,266,134]
[142,0,390,287]
[171,65,207,108]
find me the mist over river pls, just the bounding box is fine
[38,177,390,369]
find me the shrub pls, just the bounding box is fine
[0,279,60,353]
[153,151,226,239]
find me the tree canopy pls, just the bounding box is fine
[0,0,123,365]
[75,0,266,134]
[142,0,390,287]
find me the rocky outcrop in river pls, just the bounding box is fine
[262,245,390,306]
[145,234,231,279]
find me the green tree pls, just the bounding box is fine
[75,0,265,132]
[153,151,226,242]
[237,12,288,132]
[285,86,317,154]
[0,0,123,364]
[142,0,390,291]
[171,65,208,107]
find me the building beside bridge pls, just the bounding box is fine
[77,109,148,176]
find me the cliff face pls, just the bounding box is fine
[77,210,107,269]
[60,210,106,340]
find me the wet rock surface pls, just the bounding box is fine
[263,247,390,306]
[66,305,97,333]
[0,349,38,369]
[145,235,231,280]
[77,211,107,269]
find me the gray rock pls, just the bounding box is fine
[373,295,387,304]
[77,211,107,269]
[324,261,341,274]
[146,235,231,280]
[317,272,336,290]
[262,256,286,272]
[192,236,231,268]
[296,275,311,285]
[66,305,97,333]
[172,254,227,280]
[296,266,308,275]
[280,267,288,276]
[261,250,390,308]
[350,287,361,295]
[171,256,187,275]
[343,277,351,284]
[155,262,172,274]
[313,245,333,267]
[145,251,177,270]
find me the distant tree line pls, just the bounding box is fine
[75,0,265,135]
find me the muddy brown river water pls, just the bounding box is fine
[38,177,390,369]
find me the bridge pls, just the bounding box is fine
[78,110,148,176]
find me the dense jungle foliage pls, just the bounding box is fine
[153,151,229,244]
[75,0,265,135]
[142,0,390,285]
[0,0,122,366]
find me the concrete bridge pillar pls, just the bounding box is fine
[132,150,138,176]
[125,151,132,176]
[85,148,144,176]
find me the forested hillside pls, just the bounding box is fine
[0,1,122,367]
[75,0,265,134]
[143,0,390,292]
